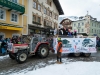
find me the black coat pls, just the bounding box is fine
[1,41,7,48]
[59,28,69,35]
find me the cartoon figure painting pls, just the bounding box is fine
[82,38,95,47]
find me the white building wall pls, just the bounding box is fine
[72,15,100,36]
[28,0,33,24]
[28,0,59,28]
[72,20,86,33]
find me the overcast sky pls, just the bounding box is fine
[59,0,100,20]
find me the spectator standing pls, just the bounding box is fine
[56,37,63,64]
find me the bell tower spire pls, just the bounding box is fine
[87,11,89,15]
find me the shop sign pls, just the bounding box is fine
[0,26,7,29]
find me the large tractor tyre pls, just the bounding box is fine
[16,51,28,63]
[73,53,81,57]
[9,53,15,60]
[37,44,49,58]
[83,53,91,57]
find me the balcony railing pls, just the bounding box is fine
[32,21,41,25]
[0,0,25,14]
[44,24,52,29]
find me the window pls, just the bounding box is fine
[48,21,50,26]
[88,21,89,24]
[11,13,18,22]
[47,0,52,6]
[46,20,49,26]
[92,23,93,26]
[44,19,46,26]
[54,14,56,19]
[0,9,5,20]
[54,23,55,29]
[12,0,17,3]
[48,21,52,26]
[99,30,100,34]
[46,0,47,3]
[97,24,99,27]
[74,24,76,27]
[50,12,52,17]
[78,29,80,33]
[50,21,52,26]
[32,15,36,22]
[95,29,96,33]
[78,23,80,27]
[54,23,57,29]
[33,1,37,9]
[82,22,84,25]
[37,17,41,23]
[92,29,93,33]
[56,15,58,20]
[95,24,96,27]
[44,8,47,14]
[82,29,84,32]
[97,30,98,34]
[47,10,50,16]
[38,4,41,11]
[50,2,52,6]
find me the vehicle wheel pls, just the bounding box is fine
[73,53,81,57]
[16,51,28,63]
[83,53,91,57]
[9,53,15,60]
[37,44,49,58]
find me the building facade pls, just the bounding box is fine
[27,0,64,35]
[0,0,64,39]
[72,15,100,37]
[0,0,28,38]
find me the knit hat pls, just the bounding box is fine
[57,37,61,41]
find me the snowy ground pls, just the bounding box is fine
[10,62,100,75]
[6,59,100,75]
[0,53,100,75]
[0,55,9,61]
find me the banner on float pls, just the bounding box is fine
[53,38,97,53]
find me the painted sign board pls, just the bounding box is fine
[53,37,96,53]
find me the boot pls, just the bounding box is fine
[56,56,59,63]
[59,57,62,64]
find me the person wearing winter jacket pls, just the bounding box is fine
[56,37,63,64]
[74,30,77,37]
[59,27,69,35]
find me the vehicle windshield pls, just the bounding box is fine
[21,35,32,44]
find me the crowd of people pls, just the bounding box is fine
[96,37,100,47]
[59,28,77,37]
[0,36,22,55]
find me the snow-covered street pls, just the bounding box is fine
[0,52,100,75]
[11,62,100,75]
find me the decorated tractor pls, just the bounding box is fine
[8,36,54,63]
